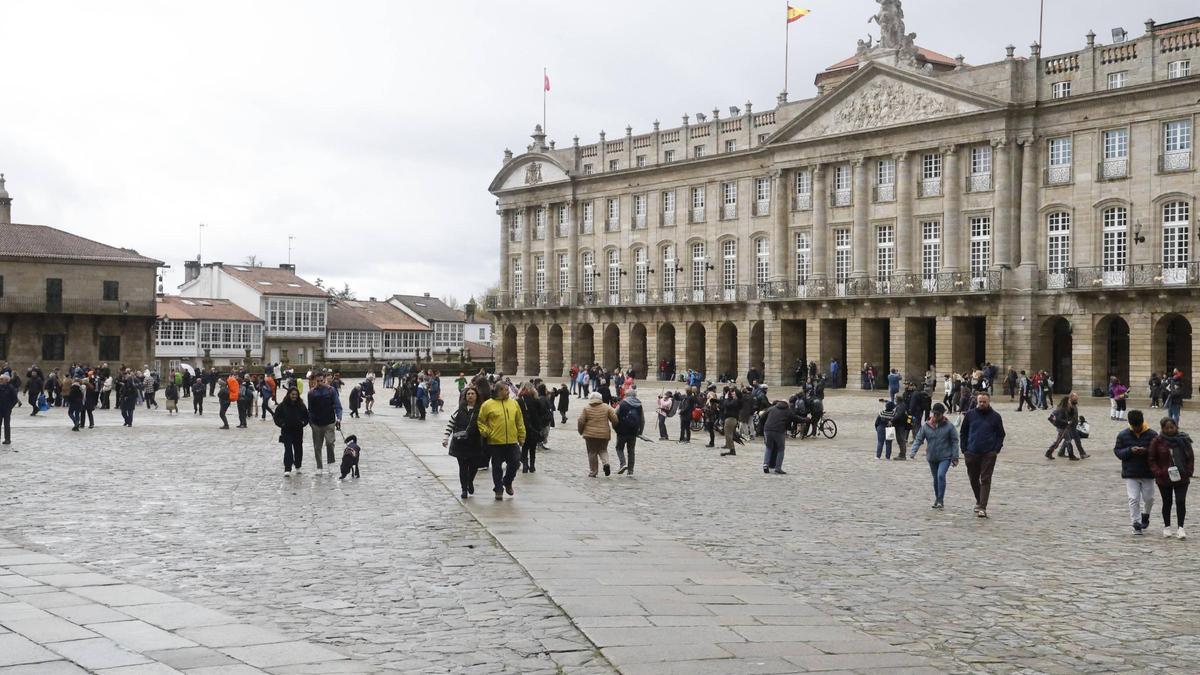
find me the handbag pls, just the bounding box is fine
[38,394,49,412]
[1077,421,1090,436]
[884,426,896,442]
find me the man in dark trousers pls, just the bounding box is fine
[0,373,17,444]
[758,400,800,474]
[959,392,1006,519]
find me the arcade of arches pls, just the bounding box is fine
[497,307,1199,396]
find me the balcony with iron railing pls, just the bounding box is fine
[1160,150,1192,172]
[794,193,812,211]
[966,173,993,193]
[753,200,771,217]
[1038,262,1200,291]
[832,189,851,207]
[0,297,158,317]
[1099,157,1129,180]
[690,207,706,223]
[1045,164,1073,186]
[873,184,895,202]
[919,178,942,198]
[760,270,1003,301]
[721,203,737,220]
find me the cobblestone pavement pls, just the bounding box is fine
[497,387,1199,674]
[0,399,614,674]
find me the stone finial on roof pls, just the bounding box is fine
[0,173,10,226]
[1086,30,1096,47]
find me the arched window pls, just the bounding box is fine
[662,244,677,301]
[1046,211,1071,288]
[1101,207,1128,286]
[1163,200,1191,284]
[754,237,770,285]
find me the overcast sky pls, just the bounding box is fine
[1,1,1194,303]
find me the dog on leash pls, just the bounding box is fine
[339,434,361,479]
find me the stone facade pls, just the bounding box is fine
[487,9,1200,395]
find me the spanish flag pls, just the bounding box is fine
[787,5,810,23]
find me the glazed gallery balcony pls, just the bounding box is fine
[1039,262,1200,291]
[485,271,1003,311]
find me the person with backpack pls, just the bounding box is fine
[1114,409,1158,535]
[236,375,254,428]
[614,386,645,475]
[1148,416,1194,539]
[657,392,674,440]
[1046,392,1088,460]
[118,372,138,427]
[893,390,913,460]
[517,384,545,473]
[576,391,616,477]
[676,388,695,444]
[536,383,555,450]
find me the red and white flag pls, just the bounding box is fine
[544,72,551,92]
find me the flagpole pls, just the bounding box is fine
[1038,0,1044,50]
[783,2,790,97]
[543,67,547,134]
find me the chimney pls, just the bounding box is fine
[184,260,201,283]
[424,292,431,297]
[278,263,296,272]
[0,174,12,225]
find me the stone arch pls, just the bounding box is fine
[523,325,540,377]
[548,324,564,379]
[1037,316,1073,394]
[1092,314,1130,394]
[750,320,765,382]
[717,321,738,381]
[657,323,677,380]
[603,323,620,371]
[630,323,648,379]
[1153,313,1192,395]
[501,324,518,375]
[575,323,595,366]
[686,322,707,378]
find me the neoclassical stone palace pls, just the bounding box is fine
[487,3,1200,394]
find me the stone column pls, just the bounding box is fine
[538,321,552,377]
[738,318,754,383]
[851,158,869,279]
[935,316,954,376]
[941,145,961,272]
[806,319,823,375]
[543,203,555,298]
[618,321,633,374]
[773,169,789,281]
[1128,313,1153,391]
[889,319,909,382]
[895,153,913,275]
[845,317,864,384]
[1071,315,1094,396]
[521,207,533,300]
[568,199,580,298]
[811,164,828,279]
[1017,137,1039,284]
[499,209,511,294]
[643,322,658,382]
[992,139,1013,270]
[766,315,785,386]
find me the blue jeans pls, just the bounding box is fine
[875,427,892,459]
[1169,404,1182,423]
[763,432,786,470]
[929,459,951,503]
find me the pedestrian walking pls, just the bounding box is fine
[1164,377,1184,424]
[1114,409,1158,535]
[236,375,253,428]
[217,379,231,429]
[307,374,343,473]
[757,399,799,474]
[517,384,545,473]
[0,374,16,445]
[875,401,896,459]
[720,387,740,457]
[119,374,138,426]
[909,402,960,508]
[1148,416,1194,539]
[887,369,901,402]
[959,393,1006,518]
[478,383,525,498]
[1046,392,1089,460]
[191,378,205,414]
[614,386,644,475]
[444,387,486,499]
[893,390,913,460]
[65,379,84,431]
[577,391,616,477]
[273,387,309,476]
[164,380,179,415]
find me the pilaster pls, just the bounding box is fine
[941,145,961,272]
[1073,314,1094,396]
[499,209,511,293]
[935,316,954,376]
[993,139,1014,270]
[1016,136,1039,287]
[806,319,823,377]
[738,319,754,383]
[851,158,870,278]
[772,169,790,281]
[890,321,909,382]
[1128,312,1153,391]
[895,153,913,274]
[846,317,864,383]
[766,316,786,387]
[811,164,829,279]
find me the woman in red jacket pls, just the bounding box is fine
[1147,417,1195,540]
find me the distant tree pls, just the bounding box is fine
[331,283,356,300]
[244,255,261,267]
[441,295,461,311]
[313,277,326,290]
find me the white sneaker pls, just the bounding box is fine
[1177,527,1187,540]
[284,471,291,477]
[1164,526,1175,538]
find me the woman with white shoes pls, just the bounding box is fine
[1148,417,1194,539]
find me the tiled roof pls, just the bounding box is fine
[157,296,262,323]
[390,295,465,323]
[824,47,959,72]
[328,299,431,332]
[220,265,329,297]
[0,223,163,265]
[464,340,494,361]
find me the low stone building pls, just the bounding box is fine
[324,298,432,365]
[153,295,265,374]
[487,5,1200,395]
[0,175,162,369]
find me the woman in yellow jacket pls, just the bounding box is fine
[577,391,618,477]
[477,383,525,499]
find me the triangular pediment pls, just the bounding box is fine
[490,154,571,193]
[772,63,1004,143]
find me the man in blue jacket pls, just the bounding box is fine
[307,373,343,473]
[958,392,1005,518]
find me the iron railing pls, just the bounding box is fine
[1039,262,1200,291]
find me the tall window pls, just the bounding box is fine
[510,211,523,242]
[693,145,706,158]
[582,201,594,233]
[755,237,770,285]
[607,249,621,303]
[920,152,942,197]
[1162,201,1192,284]
[102,281,119,301]
[725,139,737,153]
[833,165,851,206]
[42,334,65,361]
[755,177,770,215]
[664,149,677,163]
[794,171,812,210]
[607,197,619,229]
[722,181,737,219]
[557,253,570,295]
[921,220,942,291]
[662,245,677,300]
[534,255,546,295]
[581,251,595,294]
[970,216,992,286]
[1102,207,1129,286]
[834,229,851,295]
[876,224,895,284]
[634,247,649,302]
[633,194,647,228]
[662,190,676,221]
[609,159,619,172]
[1102,128,1129,178]
[875,158,895,202]
[721,239,737,299]
[691,186,706,222]
[691,242,707,300]
[1048,137,1072,184]
[1046,212,1071,287]
[511,257,523,296]
[795,232,811,285]
[534,207,546,240]
[1164,120,1193,171]
[969,145,993,192]
[556,204,568,237]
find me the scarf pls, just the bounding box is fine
[1130,422,1149,435]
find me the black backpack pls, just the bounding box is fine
[617,402,643,435]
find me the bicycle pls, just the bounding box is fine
[789,414,838,440]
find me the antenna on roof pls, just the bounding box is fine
[197,223,206,262]
[287,235,295,264]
